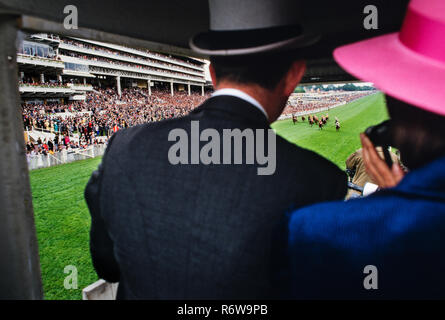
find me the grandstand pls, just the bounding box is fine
[18,32,212,167]
[18,33,209,99]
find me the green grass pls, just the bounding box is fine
[30,157,102,300]
[272,92,388,170]
[30,92,387,299]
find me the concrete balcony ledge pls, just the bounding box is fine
[66,83,94,91]
[19,84,75,93]
[17,54,64,68]
[62,69,96,78]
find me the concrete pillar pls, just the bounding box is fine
[188,83,191,96]
[20,71,24,80]
[0,15,43,299]
[147,79,151,96]
[170,81,174,96]
[40,73,44,83]
[57,74,62,83]
[116,76,121,97]
[201,85,204,96]
[83,77,86,85]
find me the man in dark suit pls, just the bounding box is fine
[85,0,347,299]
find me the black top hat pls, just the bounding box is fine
[190,0,320,56]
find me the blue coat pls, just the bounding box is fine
[274,155,445,299]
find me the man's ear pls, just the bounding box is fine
[283,60,306,96]
[209,63,218,87]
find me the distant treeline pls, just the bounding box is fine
[294,83,376,93]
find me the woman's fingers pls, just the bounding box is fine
[360,135,385,186]
[360,133,398,188]
[391,163,405,185]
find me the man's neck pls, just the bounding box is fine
[214,81,285,123]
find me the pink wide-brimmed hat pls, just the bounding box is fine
[333,0,445,116]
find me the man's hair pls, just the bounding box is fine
[386,95,445,170]
[210,51,301,90]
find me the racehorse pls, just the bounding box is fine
[319,120,324,130]
[322,116,327,125]
[335,120,341,131]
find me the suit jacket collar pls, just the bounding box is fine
[211,88,269,120]
[192,95,270,128]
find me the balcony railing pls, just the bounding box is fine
[90,67,204,86]
[17,54,64,68]
[60,55,206,83]
[66,83,94,91]
[73,37,205,71]
[19,83,75,94]
[59,42,204,77]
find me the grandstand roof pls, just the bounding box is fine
[0,0,408,55]
[0,0,409,82]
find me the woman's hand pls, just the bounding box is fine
[360,133,405,188]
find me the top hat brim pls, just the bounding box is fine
[334,32,445,117]
[190,25,320,56]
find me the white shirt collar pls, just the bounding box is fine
[211,88,269,120]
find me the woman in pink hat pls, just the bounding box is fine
[273,0,445,299]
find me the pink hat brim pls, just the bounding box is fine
[333,33,445,116]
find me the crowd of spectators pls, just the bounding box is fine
[23,86,210,156]
[282,91,372,116]
[23,88,372,157]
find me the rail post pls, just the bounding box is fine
[0,14,43,299]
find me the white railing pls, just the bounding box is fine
[278,103,346,120]
[27,128,79,144]
[27,144,107,170]
[278,93,377,120]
